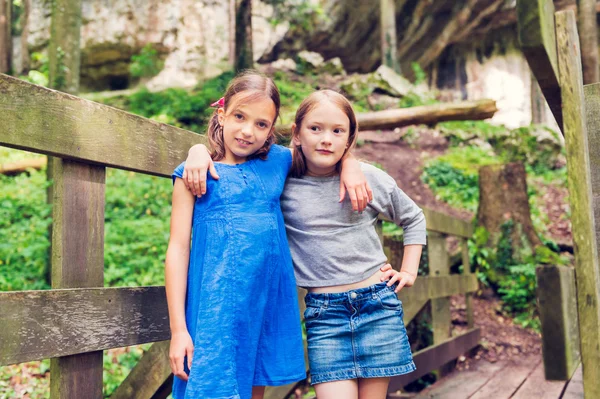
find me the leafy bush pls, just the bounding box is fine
[421,146,500,212]
[0,170,51,291]
[130,44,163,79]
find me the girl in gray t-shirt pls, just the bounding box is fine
[281,89,426,399]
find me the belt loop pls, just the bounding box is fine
[323,294,329,308]
[371,284,377,299]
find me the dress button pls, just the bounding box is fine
[350,292,358,299]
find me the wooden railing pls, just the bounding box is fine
[516,1,600,395]
[0,73,480,398]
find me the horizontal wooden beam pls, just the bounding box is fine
[0,287,169,366]
[381,208,473,239]
[423,208,473,238]
[1,274,475,366]
[516,0,563,130]
[0,74,206,178]
[388,328,481,391]
[398,274,478,304]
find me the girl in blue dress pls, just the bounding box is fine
[165,71,370,399]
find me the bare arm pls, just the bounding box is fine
[339,153,373,212]
[165,178,195,380]
[380,244,423,293]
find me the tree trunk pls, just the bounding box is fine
[49,0,82,93]
[234,0,253,72]
[477,162,542,258]
[0,0,11,74]
[577,0,599,84]
[380,0,399,74]
[229,0,235,67]
[20,0,30,73]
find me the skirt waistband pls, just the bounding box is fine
[305,282,397,306]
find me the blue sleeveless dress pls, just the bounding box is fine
[171,145,306,399]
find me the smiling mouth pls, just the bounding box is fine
[236,138,253,145]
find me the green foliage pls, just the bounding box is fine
[51,47,68,90]
[122,71,235,132]
[103,345,151,397]
[104,169,172,287]
[421,146,500,212]
[0,170,51,291]
[130,45,164,79]
[19,52,50,87]
[265,0,329,30]
[0,156,173,291]
[468,221,568,331]
[411,62,427,85]
[272,71,316,124]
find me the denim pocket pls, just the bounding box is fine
[303,305,323,321]
[378,289,403,311]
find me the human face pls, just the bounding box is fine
[292,100,351,177]
[218,94,276,164]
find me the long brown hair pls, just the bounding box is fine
[208,70,281,161]
[290,90,358,177]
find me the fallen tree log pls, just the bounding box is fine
[276,99,497,134]
[0,157,47,175]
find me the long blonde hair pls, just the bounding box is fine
[290,90,358,177]
[208,70,281,161]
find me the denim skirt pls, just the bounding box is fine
[304,282,416,385]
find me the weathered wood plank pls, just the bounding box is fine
[0,275,474,367]
[381,208,473,240]
[110,341,171,399]
[428,232,451,344]
[51,352,103,399]
[556,10,600,398]
[403,298,428,325]
[562,364,584,399]
[0,74,206,177]
[387,328,481,391]
[512,360,568,399]
[49,159,105,399]
[0,287,169,366]
[428,231,453,376]
[536,265,580,380]
[412,358,507,399]
[469,357,539,399]
[398,274,478,303]
[461,238,474,328]
[516,0,563,129]
[422,208,472,238]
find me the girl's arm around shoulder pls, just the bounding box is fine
[183,144,220,198]
[362,163,427,246]
[165,178,195,381]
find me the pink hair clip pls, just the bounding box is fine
[210,97,225,108]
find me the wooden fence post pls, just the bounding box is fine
[428,231,453,375]
[536,265,580,380]
[49,160,105,399]
[461,238,474,329]
[556,9,600,397]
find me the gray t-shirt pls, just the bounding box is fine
[281,162,427,288]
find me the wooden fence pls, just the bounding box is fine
[517,1,600,397]
[0,73,479,398]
